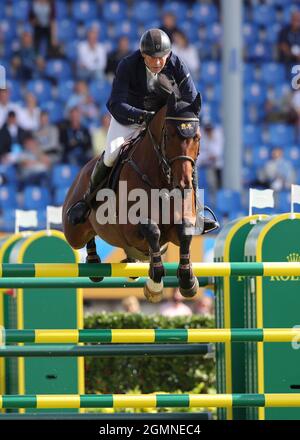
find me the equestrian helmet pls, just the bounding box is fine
[140,29,171,57]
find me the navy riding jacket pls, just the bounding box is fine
[106,50,198,125]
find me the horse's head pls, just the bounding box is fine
[163,92,201,192]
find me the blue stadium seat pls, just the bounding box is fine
[264,23,281,44]
[201,62,221,84]
[180,21,199,44]
[243,64,258,84]
[57,19,77,42]
[27,79,53,104]
[56,80,75,103]
[247,43,273,62]
[0,186,18,209]
[45,59,72,81]
[267,124,295,146]
[40,101,64,124]
[11,0,29,21]
[202,84,222,104]
[6,80,22,102]
[64,40,79,61]
[103,1,127,23]
[271,83,291,100]
[1,209,16,233]
[206,22,222,44]
[253,5,276,25]
[251,145,270,168]
[72,0,97,22]
[244,103,265,124]
[282,4,299,24]
[0,19,17,41]
[284,145,300,167]
[89,79,112,105]
[51,164,80,189]
[84,20,108,41]
[244,82,266,105]
[243,22,259,45]
[53,186,70,206]
[277,191,291,213]
[23,187,50,210]
[192,3,218,25]
[132,1,159,24]
[37,210,47,229]
[162,2,188,21]
[242,166,257,186]
[112,21,138,41]
[261,63,285,86]
[0,165,17,185]
[243,124,263,145]
[216,190,242,215]
[55,0,69,19]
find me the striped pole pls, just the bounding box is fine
[0,344,211,357]
[2,328,300,344]
[0,276,212,289]
[0,262,300,278]
[1,394,300,409]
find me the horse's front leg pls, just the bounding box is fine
[176,220,199,297]
[86,237,103,282]
[139,220,166,303]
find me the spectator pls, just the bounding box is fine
[256,146,296,191]
[65,80,99,127]
[29,0,56,56]
[105,36,131,79]
[0,111,28,164]
[34,110,61,164]
[159,288,193,317]
[77,25,107,81]
[194,294,214,316]
[172,30,200,79]
[59,106,93,166]
[18,134,52,187]
[0,89,20,129]
[278,10,300,65]
[122,296,141,313]
[197,120,224,194]
[12,31,45,81]
[17,93,41,132]
[91,112,111,155]
[265,88,298,124]
[160,12,180,41]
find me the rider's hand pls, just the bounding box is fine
[139,111,155,125]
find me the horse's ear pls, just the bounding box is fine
[193,92,202,114]
[168,92,177,110]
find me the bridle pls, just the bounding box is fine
[124,116,199,189]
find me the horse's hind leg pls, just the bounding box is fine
[86,238,103,283]
[139,220,166,303]
[176,220,199,297]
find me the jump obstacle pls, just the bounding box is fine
[1,213,300,420]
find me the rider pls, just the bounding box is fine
[68,28,218,233]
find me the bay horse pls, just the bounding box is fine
[63,92,202,302]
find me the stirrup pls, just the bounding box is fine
[202,205,220,234]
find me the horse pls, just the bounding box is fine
[63,90,203,303]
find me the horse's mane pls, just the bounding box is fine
[145,73,181,112]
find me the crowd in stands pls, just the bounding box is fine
[0,0,299,230]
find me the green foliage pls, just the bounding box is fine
[84,312,215,395]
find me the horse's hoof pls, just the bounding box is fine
[86,256,103,283]
[144,279,164,303]
[179,276,199,298]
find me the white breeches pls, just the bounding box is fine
[103,116,143,167]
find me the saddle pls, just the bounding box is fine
[107,128,146,192]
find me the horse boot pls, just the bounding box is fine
[67,157,111,226]
[192,166,220,234]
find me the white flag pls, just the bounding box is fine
[249,188,274,215]
[291,185,300,205]
[47,205,62,229]
[15,210,38,233]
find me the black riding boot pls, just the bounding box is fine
[192,166,219,234]
[67,158,111,225]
